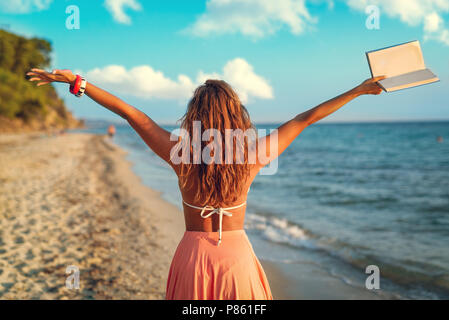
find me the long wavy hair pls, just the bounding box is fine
[177,79,255,207]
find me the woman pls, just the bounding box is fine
[27,68,385,299]
[107,124,116,139]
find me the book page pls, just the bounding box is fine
[367,41,425,78]
[377,69,439,92]
[378,69,437,91]
[382,77,440,92]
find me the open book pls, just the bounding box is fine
[366,40,439,92]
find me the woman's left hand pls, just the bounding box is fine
[26,69,76,86]
[354,76,386,96]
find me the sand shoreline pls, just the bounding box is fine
[0,133,185,299]
[0,132,287,299]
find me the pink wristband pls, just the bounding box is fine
[70,75,82,95]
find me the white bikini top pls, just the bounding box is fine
[182,187,250,246]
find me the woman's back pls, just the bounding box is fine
[173,79,261,236]
[179,165,256,233]
[168,163,272,300]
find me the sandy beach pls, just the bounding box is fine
[0,132,189,299]
[0,132,292,299]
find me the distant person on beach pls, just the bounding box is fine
[27,68,385,300]
[107,124,116,139]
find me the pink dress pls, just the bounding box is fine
[165,201,273,300]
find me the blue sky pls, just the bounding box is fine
[0,0,448,124]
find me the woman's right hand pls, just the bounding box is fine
[26,69,76,86]
[353,76,386,96]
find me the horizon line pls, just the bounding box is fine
[80,117,449,126]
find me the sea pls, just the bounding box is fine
[77,120,449,299]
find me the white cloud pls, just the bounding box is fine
[185,0,449,45]
[0,0,53,13]
[424,12,443,33]
[185,0,316,38]
[197,58,274,103]
[86,65,194,100]
[104,0,142,24]
[85,58,273,104]
[346,0,449,45]
[0,0,142,25]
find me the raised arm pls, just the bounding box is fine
[255,76,386,168]
[27,68,179,171]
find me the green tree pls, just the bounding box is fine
[0,29,80,130]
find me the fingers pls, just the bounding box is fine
[30,68,56,78]
[31,68,46,74]
[27,72,45,80]
[27,68,56,86]
[27,71,49,86]
[28,69,50,80]
[52,69,72,76]
[28,76,50,86]
[27,72,48,81]
[372,75,387,82]
[372,86,383,95]
[28,67,74,85]
[26,71,39,78]
[375,82,384,93]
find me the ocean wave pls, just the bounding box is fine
[245,211,449,299]
[245,213,316,249]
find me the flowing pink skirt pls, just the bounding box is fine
[165,230,273,300]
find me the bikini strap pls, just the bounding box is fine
[182,200,247,246]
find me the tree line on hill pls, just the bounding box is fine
[0,29,82,132]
